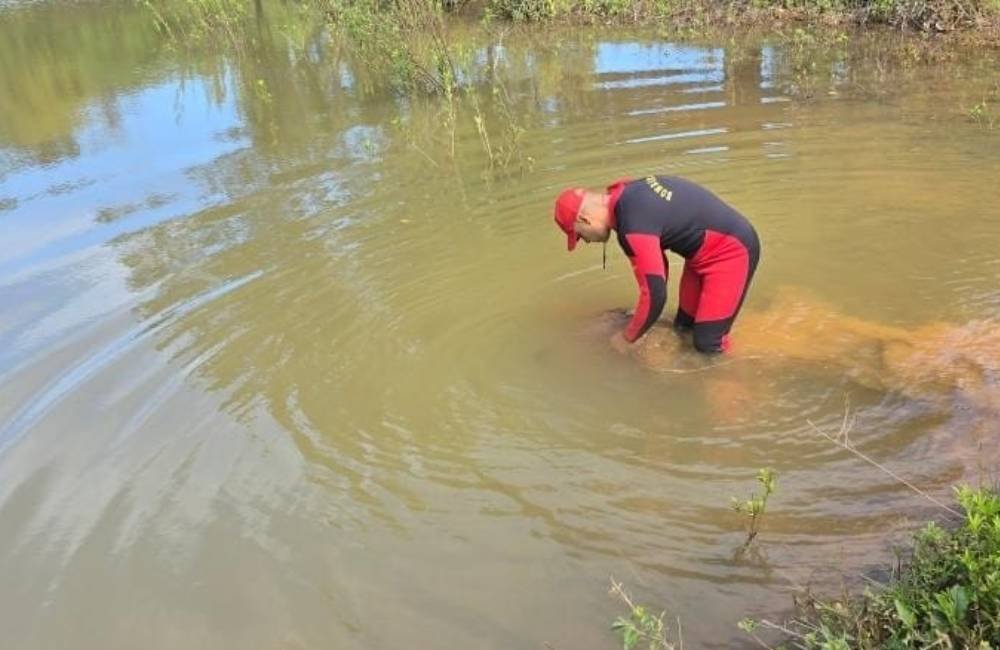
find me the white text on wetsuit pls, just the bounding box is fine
[644,176,673,201]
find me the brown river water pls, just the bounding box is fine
[1,3,999,648]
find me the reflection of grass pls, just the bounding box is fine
[143,0,249,47]
[0,3,162,152]
[144,0,331,54]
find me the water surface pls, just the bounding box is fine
[2,4,999,648]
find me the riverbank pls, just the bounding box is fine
[145,0,1000,57]
[319,0,1000,135]
[473,0,1000,38]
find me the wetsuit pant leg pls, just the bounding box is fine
[691,237,760,354]
[674,263,701,331]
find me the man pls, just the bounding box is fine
[553,176,760,354]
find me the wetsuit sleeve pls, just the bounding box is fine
[623,233,667,342]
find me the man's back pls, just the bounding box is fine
[614,175,755,260]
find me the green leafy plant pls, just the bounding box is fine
[732,467,777,548]
[609,579,680,650]
[968,99,997,130]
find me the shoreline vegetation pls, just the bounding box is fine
[468,0,1000,44]
[141,0,1000,171]
[761,485,1000,649]
[142,0,1000,55]
[611,484,1000,649]
[606,411,1000,649]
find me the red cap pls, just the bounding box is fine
[553,188,585,251]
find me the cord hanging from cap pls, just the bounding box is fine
[602,241,607,270]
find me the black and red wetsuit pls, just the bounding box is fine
[608,175,761,354]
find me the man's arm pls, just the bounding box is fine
[622,233,667,342]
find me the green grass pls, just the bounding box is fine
[743,487,1000,649]
[610,579,681,650]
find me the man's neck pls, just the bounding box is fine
[600,191,616,231]
[583,192,611,230]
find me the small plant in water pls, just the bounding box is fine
[609,578,680,650]
[968,100,997,130]
[732,467,777,548]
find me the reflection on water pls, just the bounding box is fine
[1,3,999,648]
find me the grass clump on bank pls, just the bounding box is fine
[743,486,1000,649]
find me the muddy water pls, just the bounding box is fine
[2,3,999,648]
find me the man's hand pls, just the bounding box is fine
[609,331,632,355]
